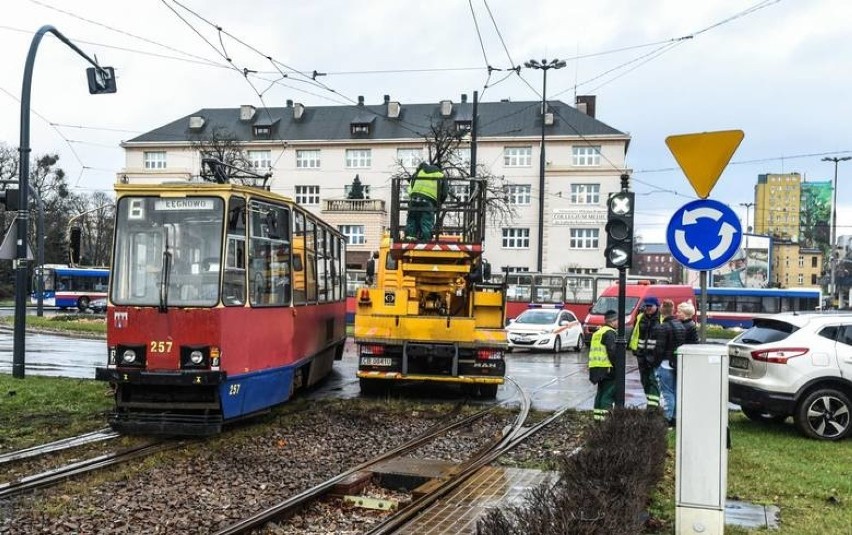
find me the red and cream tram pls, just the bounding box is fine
[96,183,347,435]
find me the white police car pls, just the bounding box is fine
[505,308,584,353]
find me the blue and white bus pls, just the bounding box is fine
[31,264,109,310]
[697,287,822,328]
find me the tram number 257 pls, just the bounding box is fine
[229,384,241,396]
[149,340,173,353]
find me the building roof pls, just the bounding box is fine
[638,243,671,255]
[125,99,627,144]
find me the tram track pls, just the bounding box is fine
[216,378,533,535]
[0,428,119,466]
[0,440,181,500]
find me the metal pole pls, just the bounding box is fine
[614,266,627,407]
[13,25,113,378]
[699,270,708,343]
[822,156,851,308]
[536,69,547,272]
[28,184,44,317]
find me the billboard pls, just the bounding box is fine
[799,181,832,253]
[711,234,771,288]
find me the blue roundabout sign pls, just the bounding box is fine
[666,199,742,271]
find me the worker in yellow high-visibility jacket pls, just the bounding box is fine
[404,163,445,241]
[589,310,618,421]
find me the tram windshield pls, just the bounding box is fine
[111,196,225,307]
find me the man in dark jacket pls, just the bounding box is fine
[628,296,662,409]
[655,299,687,426]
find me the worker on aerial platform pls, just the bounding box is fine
[404,163,446,241]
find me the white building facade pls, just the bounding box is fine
[121,95,630,273]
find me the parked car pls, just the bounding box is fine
[88,297,107,314]
[506,308,584,353]
[727,312,852,440]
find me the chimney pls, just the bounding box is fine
[575,95,596,118]
[293,102,305,120]
[461,93,468,103]
[544,112,554,126]
[188,116,205,130]
[383,94,390,104]
[440,99,453,117]
[239,105,256,121]
[388,101,401,119]
[358,95,364,106]
[286,99,293,107]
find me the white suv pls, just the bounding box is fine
[728,312,852,440]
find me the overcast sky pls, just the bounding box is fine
[1,0,850,245]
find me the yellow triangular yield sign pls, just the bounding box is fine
[665,130,744,198]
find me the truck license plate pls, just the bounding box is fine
[362,357,392,366]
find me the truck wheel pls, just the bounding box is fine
[359,378,386,396]
[478,384,498,399]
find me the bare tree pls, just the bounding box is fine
[389,122,516,228]
[189,125,255,184]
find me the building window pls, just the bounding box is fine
[504,146,532,167]
[247,150,271,170]
[397,148,423,169]
[296,150,321,169]
[253,126,271,138]
[508,185,531,205]
[570,184,600,204]
[345,149,371,168]
[798,255,804,268]
[344,184,371,199]
[338,225,366,245]
[812,257,818,268]
[295,185,320,205]
[453,148,471,167]
[144,151,166,169]
[502,228,530,249]
[572,145,601,166]
[798,273,804,285]
[450,184,470,203]
[350,123,370,135]
[811,274,818,285]
[570,228,599,249]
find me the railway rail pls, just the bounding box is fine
[216,378,532,535]
[0,428,119,466]
[0,440,179,500]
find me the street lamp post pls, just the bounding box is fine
[739,202,754,233]
[822,156,851,308]
[524,58,566,272]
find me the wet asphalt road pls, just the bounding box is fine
[0,328,662,411]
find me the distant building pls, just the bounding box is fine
[754,173,801,241]
[772,241,823,288]
[121,95,630,272]
[632,243,683,284]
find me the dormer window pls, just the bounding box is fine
[253,125,271,138]
[350,114,375,137]
[455,120,472,133]
[350,123,370,135]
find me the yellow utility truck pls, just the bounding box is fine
[354,176,507,398]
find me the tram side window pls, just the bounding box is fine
[317,228,328,302]
[339,236,347,300]
[292,211,306,305]
[224,197,247,306]
[331,236,341,301]
[249,201,291,307]
[305,217,318,302]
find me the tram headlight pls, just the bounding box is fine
[189,350,204,365]
[122,349,137,364]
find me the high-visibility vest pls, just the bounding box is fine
[589,325,614,369]
[409,168,443,202]
[628,312,662,351]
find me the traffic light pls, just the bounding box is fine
[69,227,82,265]
[604,191,635,269]
[0,188,19,211]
